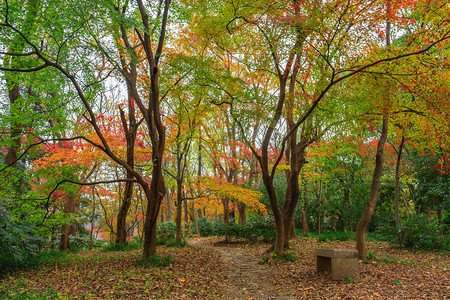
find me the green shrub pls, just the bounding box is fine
[156,237,186,247]
[198,217,215,237]
[246,214,276,242]
[101,239,141,252]
[0,203,44,274]
[398,215,450,250]
[157,222,176,239]
[317,231,353,242]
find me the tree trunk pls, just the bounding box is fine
[166,187,172,222]
[191,201,199,235]
[356,113,389,259]
[184,197,189,230]
[175,185,183,242]
[345,185,353,234]
[223,197,230,225]
[395,136,405,228]
[237,202,246,225]
[301,176,310,233]
[60,194,75,251]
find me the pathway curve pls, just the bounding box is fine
[188,238,296,300]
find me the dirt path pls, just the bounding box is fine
[188,238,296,300]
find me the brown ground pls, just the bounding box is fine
[1,236,449,299]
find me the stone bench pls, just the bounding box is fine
[315,248,359,280]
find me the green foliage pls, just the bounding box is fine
[0,249,68,279]
[101,239,141,252]
[197,217,215,237]
[157,237,186,247]
[157,221,176,239]
[276,252,297,262]
[137,255,173,268]
[196,215,276,242]
[398,215,450,250]
[302,230,353,242]
[345,275,355,283]
[0,203,43,267]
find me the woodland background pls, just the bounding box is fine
[0,0,449,287]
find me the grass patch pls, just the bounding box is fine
[136,254,173,268]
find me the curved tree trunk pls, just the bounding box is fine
[356,113,389,259]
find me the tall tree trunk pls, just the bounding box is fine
[116,73,138,244]
[301,175,310,233]
[175,184,183,242]
[318,175,323,242]
[3,0,40,169]
[191,201,199,235]
[395,136,405,228]
[356,113,389,259]
[166,187,172,222]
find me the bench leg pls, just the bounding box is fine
[316,256,332,273]
[331,258,359,281]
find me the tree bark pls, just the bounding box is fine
[394,136,405,228]
[60,194,75,251]
[356,113,389,259]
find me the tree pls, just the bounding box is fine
[186,0,450,256]
[0,0,172,257]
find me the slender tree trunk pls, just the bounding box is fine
[191,201,199,235]
[395,136,405,228]
[318,175,323,242]
[301,175,310,233]
[90,192,96,250]
[184,197,189,230]
[166,187,172,222]
[356,114,389,259]
[175,185,183,242]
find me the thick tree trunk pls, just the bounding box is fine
[116,177,133,244]
[237,202,246,225]
[60,194,75,251]
[356,114,389,259]
[223,197,230,225]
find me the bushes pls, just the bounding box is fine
[198,217,215,237]
[101,238,141,252]
[196,215,276,242]
[0,203,44,274]
[398,215,450,250]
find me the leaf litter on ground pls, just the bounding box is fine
[0,237,449,299]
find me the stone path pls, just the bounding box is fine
[188,238,296,300]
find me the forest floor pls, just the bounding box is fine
[0,236,449,299]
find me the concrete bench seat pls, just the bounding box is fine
[315,248,359,280]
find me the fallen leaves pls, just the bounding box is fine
[0,237,449,299]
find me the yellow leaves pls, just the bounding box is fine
[195,176,267,214]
